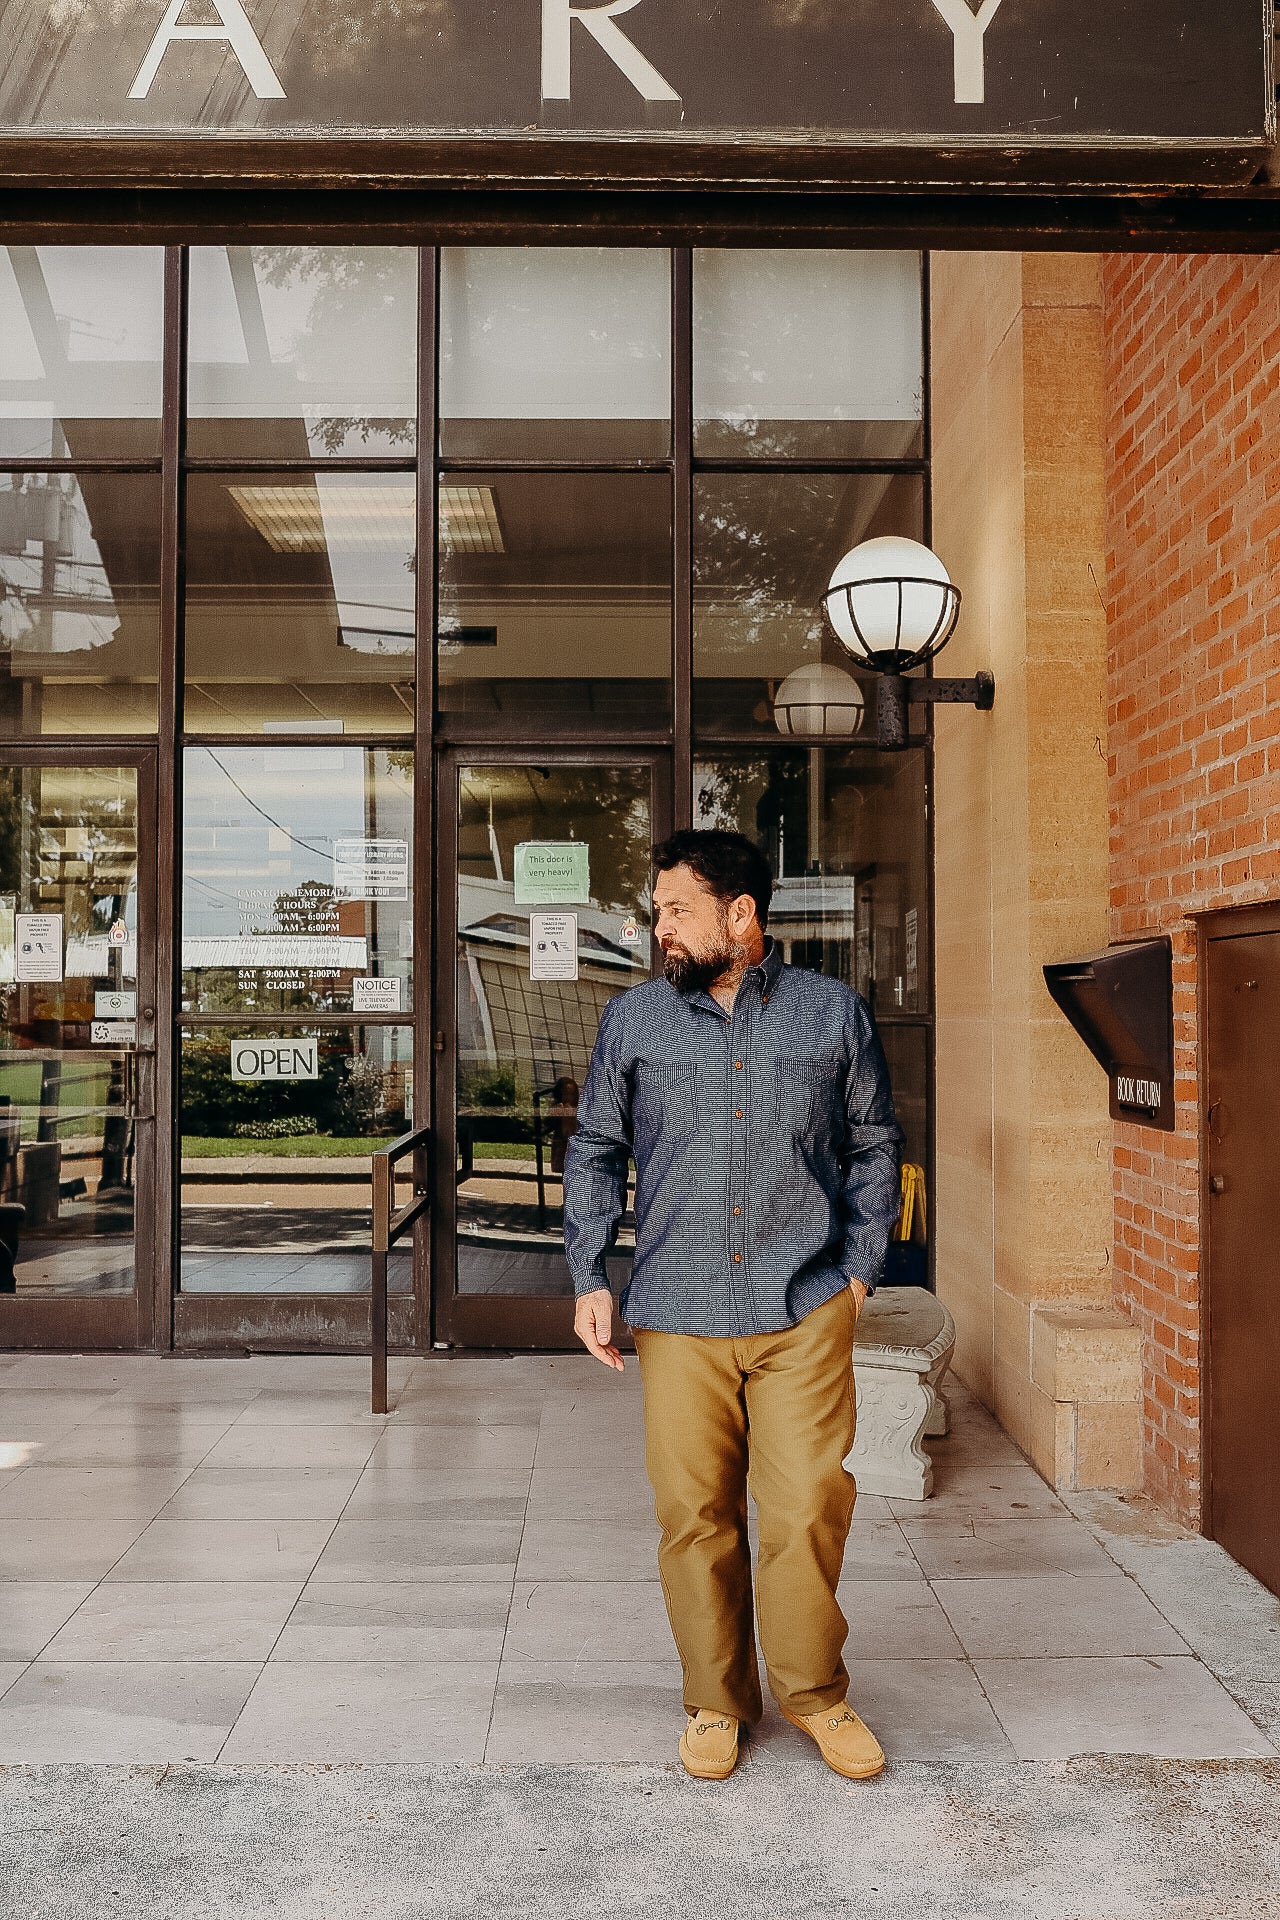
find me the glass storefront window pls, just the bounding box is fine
[0,473,161,736]
[437,472,671,731]
[178,1024,413,1295]
[693,745,930,1014]
[181,745,413,1016]
[187,246,418,459]
[184,471,415,734]
[693,471,924,735]
[0,247,165,461]
[439,248,670,461]
[693,250,924,460]
[0,762,142,1297]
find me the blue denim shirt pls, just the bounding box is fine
[562,940,903,1337]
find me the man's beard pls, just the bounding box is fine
[662,936,741,996]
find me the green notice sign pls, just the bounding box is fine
[513,842,591,906]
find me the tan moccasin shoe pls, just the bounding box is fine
[679,1709,740,1780]
[781,1701,885,1779]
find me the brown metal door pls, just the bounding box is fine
[1205,928,1280,1597]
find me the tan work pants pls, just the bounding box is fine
[633,1286,859,1725]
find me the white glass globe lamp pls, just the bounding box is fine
[823,535,961,673]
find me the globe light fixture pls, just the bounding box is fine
[821,534,995,749]
[772,661,865,737]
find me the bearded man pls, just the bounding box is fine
[563,828,903,1781]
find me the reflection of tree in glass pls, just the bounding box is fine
[472,768,651,914]
[252,248,416,454]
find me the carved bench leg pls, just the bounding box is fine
[923,1353,953,1438]
[847,1368,935,1500]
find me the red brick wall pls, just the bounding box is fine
[1103,252,1280,1526]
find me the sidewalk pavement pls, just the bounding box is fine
[1,1348,1278,1918]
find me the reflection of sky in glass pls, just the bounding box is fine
[188,247,417,457]
[0,248,164,445]
[182,747,411,939]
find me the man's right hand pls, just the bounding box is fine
[574,1287,624,1372]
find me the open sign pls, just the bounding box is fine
[230,1039,319,1082]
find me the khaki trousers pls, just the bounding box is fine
[633,1286,859,1725]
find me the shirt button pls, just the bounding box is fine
[733,1253,742,1264]
[735,1109,743,1119]
[761,994,768,1005]
[733,1206,741,1216]
[735,1060,743,1069]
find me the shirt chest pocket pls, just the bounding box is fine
[774,1056,843,1136]
[633,1060,699,1142]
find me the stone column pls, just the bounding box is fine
[930,252,1140,1489]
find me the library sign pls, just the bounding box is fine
[0,0,1272,183]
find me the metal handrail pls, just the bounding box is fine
[370,1124,431,1416]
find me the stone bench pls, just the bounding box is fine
[847,1286,956,1500]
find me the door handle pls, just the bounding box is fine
[1209,1174,1227,1195]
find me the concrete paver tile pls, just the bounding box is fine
[199,1426,381,1471]
[0,1518,149,1583]
[0,1465,195,1520]
[0,1661,261,1763]
[34,1428,227,1470]
[273,1581,509,1662]
[934,1574,1188,1659]
[365,1426,540,1474]
[485,1660,682,1763]
[0,1665,25,1701]
[220,1661,499,1762]
[376,1388,549,1429]
[105,1518,333,1584]
[0,1583,96,1661]
[749,1658,1016,1765]
[504,1581,675,1664]
[311,1507,523,1582]
[835,1581,966,1658]
[342,1470,532,1517]
[900,1515,1126,1580]
[524,1466,656,1521]
[839,1515,926,1581]
[516,1513,662,1582]
[162,1466,367,1521]
[975,1655,1279,1760]
[41,1581,302,1662]
[895,1459,1070,1520]
[232,1393,392,1428]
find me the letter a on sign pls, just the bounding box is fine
[129,0,285,99]
[542,0,680,103]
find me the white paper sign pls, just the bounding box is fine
[514,842,590,906]
[91,1020,136,1045]
[231,1038,320,1082]
[530,912,579,982]
[333,839,410,901]
[352,975,403,1013]
[15,912,63,983]
[95,991,137,1019]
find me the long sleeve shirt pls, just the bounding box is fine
[562,939,903,1337]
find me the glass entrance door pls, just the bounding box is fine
[435,752,667,1348]
[0,752,156,1347]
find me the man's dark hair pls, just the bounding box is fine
[652,829,773,931]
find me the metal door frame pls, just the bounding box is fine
[432,742,672,1350]
[0,742,160,1350]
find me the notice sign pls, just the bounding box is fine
[15,913,63,983]
[333,839,409,902]
[352,976,403,1014]
[530,912,579,982]
[91,1020,136,1046]
[514,842,590,906]
[231,1037,319,1082]
[95,991,137,1019]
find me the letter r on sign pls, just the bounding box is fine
[542,0,680,103]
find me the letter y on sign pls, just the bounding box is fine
[926,0,1005,106]
[130,0,285,99]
